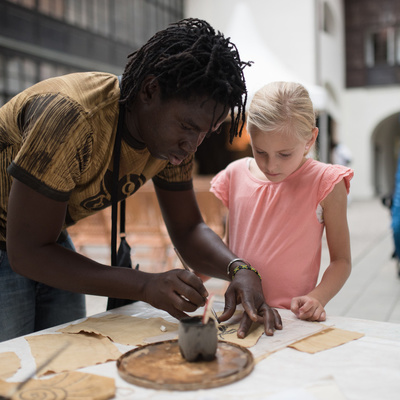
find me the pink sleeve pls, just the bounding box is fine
[318,165,354,203]
[210,168,230,208]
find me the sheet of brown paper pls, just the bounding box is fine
[58,312,263,349]
[289,327,364,353]
[0,371,115,400]
[58,314,179,345]
[0,352,21,380]
[26,333,122,376]
[217,313,265,348]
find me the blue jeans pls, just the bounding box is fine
[0,235,86,342]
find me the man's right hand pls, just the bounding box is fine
[142,269,209,320]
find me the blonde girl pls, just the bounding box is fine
[211,82,353,321]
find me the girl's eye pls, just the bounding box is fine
[280,153,291,158]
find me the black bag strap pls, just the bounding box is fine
[111,75,125,266]
[119,195,126,235]
[107,75,138,311]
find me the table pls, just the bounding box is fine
[1,301,400,400]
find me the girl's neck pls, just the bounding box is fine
[248,158,269,181]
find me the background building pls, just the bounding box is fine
[2,0,400,200]
[0,0,183,106]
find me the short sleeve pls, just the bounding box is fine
[317,164,354,203]
[7,93,93,201]
[210,168,230,208]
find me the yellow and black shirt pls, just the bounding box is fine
[0,72,194,249]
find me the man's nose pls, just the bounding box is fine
[180,137,199,153]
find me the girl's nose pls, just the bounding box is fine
[265,157,277,172]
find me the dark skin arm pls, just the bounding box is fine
[6,179,208,320]
[155,185,282,337]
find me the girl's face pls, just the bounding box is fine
[249,126,318,183]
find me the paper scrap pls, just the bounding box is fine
[215,308,333,361]
[289,327,364,353]
[58,313,178,345]
[0,352,21,380]
[26,333,121,376]
[0,371,115,400]
[216,309,330,353]
[217,315,265,348]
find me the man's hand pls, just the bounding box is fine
[218,269,282,338]
[143,269,208,320]
[291,295,326,321]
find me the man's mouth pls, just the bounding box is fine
[168,154,185,165]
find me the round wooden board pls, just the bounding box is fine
[117,339,254,391]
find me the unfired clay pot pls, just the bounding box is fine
[178,316,217,362]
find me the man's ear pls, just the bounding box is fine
[140,75,159,103]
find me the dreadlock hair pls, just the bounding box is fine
[120,18,251,143]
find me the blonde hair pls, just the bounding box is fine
[247,81,316,141]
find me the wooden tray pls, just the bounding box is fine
[117,339,254,391]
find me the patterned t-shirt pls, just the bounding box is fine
[0,72,194,248]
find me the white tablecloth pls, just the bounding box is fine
[1,301,400,400]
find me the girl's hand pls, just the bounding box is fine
[290,295,326,321]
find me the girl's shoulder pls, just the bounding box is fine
[305,159,353,178]
[215,157,250,179]
[306,159,354,201]
[225,157,249,171]
[210,157,252,189]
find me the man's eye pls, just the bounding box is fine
[206,127,221,138]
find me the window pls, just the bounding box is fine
[322,1,334,34]
[39,62,57,81]
[0,55,4,93]
[21,59,37,90]
[6,0,35,9]
[93,0,110,36]
[365,27,397,67]
[7,0,183,44]
[65,0,89,29]
[7,57,23,96]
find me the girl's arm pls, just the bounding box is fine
[291,179,351,321]
[223,213,229,246]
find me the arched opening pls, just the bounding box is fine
[371,112,400,197]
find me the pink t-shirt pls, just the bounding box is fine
[210,157,354,309]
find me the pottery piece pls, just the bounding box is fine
[178,316,217,362]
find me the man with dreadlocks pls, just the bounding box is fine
[0,19,282,341]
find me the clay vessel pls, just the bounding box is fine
[178,316,217,362]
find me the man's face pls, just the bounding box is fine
[127,79,229,165]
